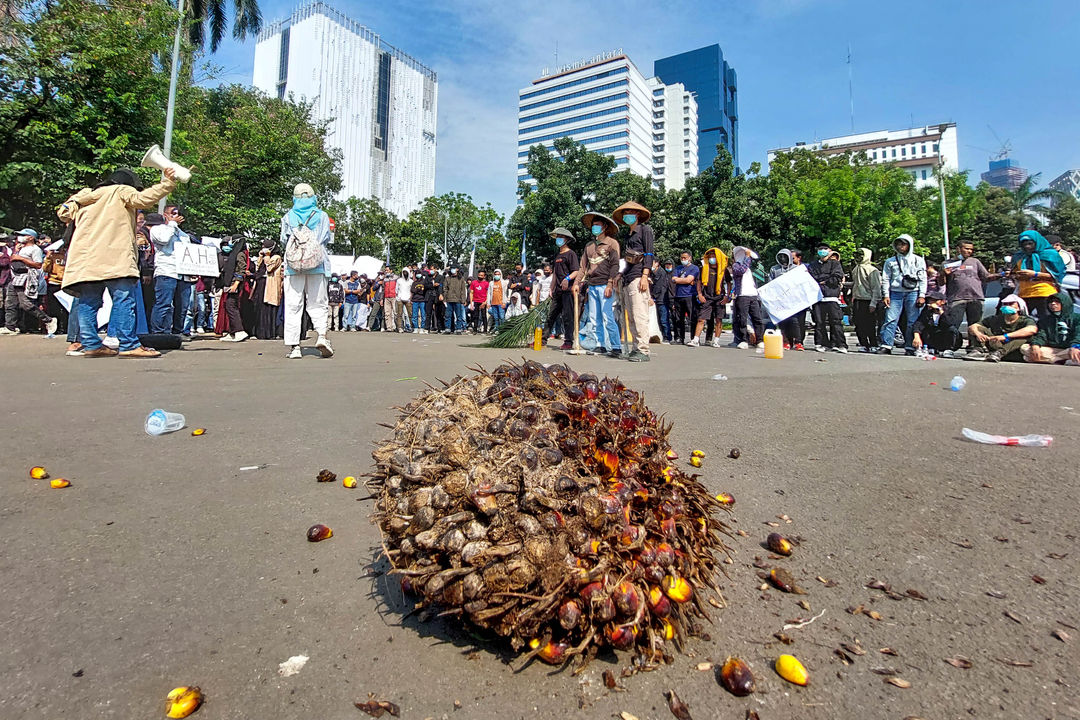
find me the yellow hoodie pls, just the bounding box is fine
[700,247,728,291]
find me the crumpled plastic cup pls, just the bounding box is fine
[145,409,186,436]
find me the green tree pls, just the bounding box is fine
[326,196,398,258]
[1046,195,1080,247]
[0,0,178,229]
[1008,173,1061,230]
[186,0,262,53]
[966,185,1017,268]
[168,84,342,239]
[400,193,504,269]
[913,171,985,262]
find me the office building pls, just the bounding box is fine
[654,44,738,173]
[253,2,437,217]
[980,158,1028,192]
[767,123,959,189]
[516,50,698,195]
[1049,169,1080,208]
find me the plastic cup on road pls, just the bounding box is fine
[145,409,186,436]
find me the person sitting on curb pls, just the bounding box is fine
[911,290,960,356]
[1022,290,1080,366]
[965,294,1037,362]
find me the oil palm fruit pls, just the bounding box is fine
[30,466,49,480]
[775,654,809,685]
[720,656,756,696]
[50,479,71,489]
[165,686,202,718]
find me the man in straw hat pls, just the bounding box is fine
[544,227,581,350]
[614,200,655,362]
[574,211,621,355]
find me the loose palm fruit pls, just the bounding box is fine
[689,457,702,468]
[775,654,809,685]
[191,429,206,436]
[662,575,694,603]
[316,469,336,483]
[715,492,735,506]
[769,567,803,593]
[30,466,49,480]
[691,450,706,459]
[665,449,679,460]
[529,638,569,664]
[720,656,756,696]
[165,686,202,718]
[306,524,333,542]
[766,533,793,556]
[50,479,71,489]
[342,476,358,488]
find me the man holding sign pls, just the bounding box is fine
[148,209,193,335]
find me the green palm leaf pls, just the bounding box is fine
[482,298,551,348]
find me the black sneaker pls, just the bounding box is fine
[589,347,608,356]
[964,349,987,361]
[876,346,892,355]
[627,350,650,362]
[607,349,622,359]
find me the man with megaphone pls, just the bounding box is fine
[57,166,178,358]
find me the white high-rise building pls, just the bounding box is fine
[516,50,698,197]
[768,123,959,189]
[253,2,437,218]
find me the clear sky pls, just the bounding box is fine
[208,0,1080,217]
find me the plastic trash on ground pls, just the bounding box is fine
[145,409,186,436]
[950,375,966,392]
[961,428,1052,447]
[712,374,728,381]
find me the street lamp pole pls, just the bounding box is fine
[443,212,448,266]
[937,161,951,258]
[159,0,185,212]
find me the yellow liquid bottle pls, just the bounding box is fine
[533,326,543,351]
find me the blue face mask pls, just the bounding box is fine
[817,249,829,258]
[708,258,716,266]
[222,243,234,254]
[591,224,603,236]
[555,237,566,247]
[1000,305,1018,315]
[623,214,637,225]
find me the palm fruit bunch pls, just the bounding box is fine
[370,360,734,669]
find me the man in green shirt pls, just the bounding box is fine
[964,294,1037,362]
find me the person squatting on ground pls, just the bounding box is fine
[964,294,1037,362]
[57,167,177,357]
[576,211,621,356]
[1022,290,1080,366]
[879,233,927,355]
[281,183,333,359]
[614,200,654,362]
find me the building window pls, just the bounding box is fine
[276,27,290,100]
[921,169,928,180]
[519,66,629,101]
[653,123,663,130]
[683,117,689,124]
[683,128,689,136]
[653,88,664,96]
[933,143,939,153]
[653,133,664,141]
[901,147,906,157]
[871,150,877,160]
[519,79,630,112]
[373,51,391,155]
[653,100,664,108]
[518,92,630,124]
[684,140,689,147]
[684,150,690,158]
[684,161,690,169]
[891,148,896,158]
[519,104,629,135]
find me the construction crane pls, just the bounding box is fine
[986,125,1012,161]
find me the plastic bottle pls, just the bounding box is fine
[949,375,966,392]
[961,428,1052,447]
[145,409,186,436]
[532,327,543,351]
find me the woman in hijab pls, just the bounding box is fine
[255,240,283,339]
[215,236,250,342]
[1012,229,1066,318]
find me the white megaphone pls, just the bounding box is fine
[141,144,191,183]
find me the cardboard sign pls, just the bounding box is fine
[175,243,220,277]
[758,264,823,324]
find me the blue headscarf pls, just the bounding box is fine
[288,195,320,228]
[1014,230,1066,283]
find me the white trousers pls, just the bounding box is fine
[284,273,329,346]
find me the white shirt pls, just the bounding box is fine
[150,222,190,279]
[10,244,43,287]
[532,274,552,304]
[738,270,758,297]
[1059,248,1077,272]
[396,277,413,302]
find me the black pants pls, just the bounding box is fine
[852,299,877,348]
[921,326,961,352]
[945,299,983,344]
[471,304,487,333]
[4,284,48,330]
[733,296,766,344]
[779,311,805,345]
[224,293,244,334]
[672,296,696,343]
[46,284,68,333]
[812,301,846,348]
[544,290,575,341]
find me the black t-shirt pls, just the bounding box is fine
[622,224,655,283]
[552,249,580,287]
[410,278,428,303]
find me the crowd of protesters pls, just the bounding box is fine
[2,176,1078,367]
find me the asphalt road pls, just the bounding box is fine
[2,331,1078,720]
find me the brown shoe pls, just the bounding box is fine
[82,347,119,358]
[118,346,161,358]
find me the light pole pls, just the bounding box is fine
[937,160,951,258]
[443,211,448,266]
[159,0,185,212]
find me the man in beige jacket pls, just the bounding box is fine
[58,167,177,357]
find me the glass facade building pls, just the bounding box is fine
[654,44,738,173]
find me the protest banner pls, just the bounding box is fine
[758,264,823,324]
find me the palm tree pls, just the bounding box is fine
[1009,172,1063,230]
[186,0,262,53]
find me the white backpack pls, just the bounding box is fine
[284,210,325,271]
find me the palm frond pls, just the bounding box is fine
[482,298,551,348]
[232,0,262,39]
[209,0,227,52]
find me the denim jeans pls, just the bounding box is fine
[411,301,426,330]
[152,276,191,333]
[447,302,466,331]
[584,285,620,350]
[66,296,81,343]
[488,303,505,330]
[343,302,361,328]
[881,290,919,349]
[78,277,139,351]
[656,301,671,342]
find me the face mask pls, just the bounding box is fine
[708,258,716,266]
[591,224,603,236]
[451,269,457,274]
[680,259,690,266]
[495,274,501,279]
[555,237,565,247]
[1000,306,1018,315]
[817,249,829,258]
[664,266,673,272]
[623,214,636,225]
[222,244,234,254]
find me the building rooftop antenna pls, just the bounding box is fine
[846,44,854,133]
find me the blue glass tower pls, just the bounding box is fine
[654,44,738,173]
